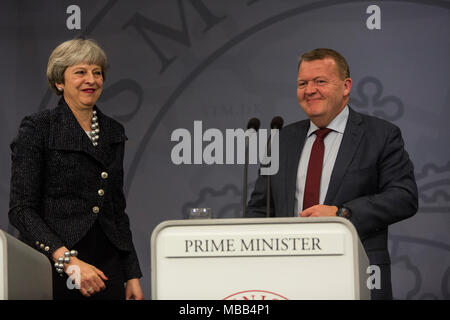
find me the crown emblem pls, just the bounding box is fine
[416,161,450,212]
[350,76,404,121]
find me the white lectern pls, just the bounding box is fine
[0,229,52,300]
[151,217,370,300]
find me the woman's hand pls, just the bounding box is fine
[52,247,108,298]
[69,257,109,298]
[125,278,144,300]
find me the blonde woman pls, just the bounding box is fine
[9,38,144,300]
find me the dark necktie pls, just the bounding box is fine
[303,128,332,211]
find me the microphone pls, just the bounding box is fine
[266,116,284,217]
[247,118,261,131]
[243,118,260,217]
[270,116,284,130]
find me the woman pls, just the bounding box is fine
[9,38,144,300]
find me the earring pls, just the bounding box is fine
[57,87,63,92]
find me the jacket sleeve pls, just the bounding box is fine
[114,140,143,280]
[8,116,65,258]
[344,125,418,240]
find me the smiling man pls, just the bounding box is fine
[246,48,418,300]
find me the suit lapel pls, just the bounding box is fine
[324,107,364,205]
[49,98,126,167]
[285,120,309,216]
[95,108,128,166]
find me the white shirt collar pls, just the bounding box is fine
[307,105,349,137]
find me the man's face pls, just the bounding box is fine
[297,58,352,127]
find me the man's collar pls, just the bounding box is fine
[307,105,349,136]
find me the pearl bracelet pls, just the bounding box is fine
[54,250,78,275]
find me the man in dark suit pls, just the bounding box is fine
[247,48,418,300]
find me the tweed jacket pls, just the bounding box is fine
[9,98,142,280]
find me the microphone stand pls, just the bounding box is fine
[242,118,260,218]
[266,138,272,218]
[266,116,284,218]
[243,135,249,218]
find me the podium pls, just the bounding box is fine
[151,217,370,300]
[0,229,52,300]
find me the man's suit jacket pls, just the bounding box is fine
[247,107,418,296]
[9,98,142,280]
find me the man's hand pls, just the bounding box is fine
[299,205,338,217]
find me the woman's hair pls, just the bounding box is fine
[47,38,107,95]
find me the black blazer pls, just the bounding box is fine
[9,98,142,280]
[247,107,418,266]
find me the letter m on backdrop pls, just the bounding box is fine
[123,0,226,73]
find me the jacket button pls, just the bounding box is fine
[44,246,50,252]
[36,241,40,246]
[40,244,45,249]
[101,172,108,179]
[98,189,105,196]
[92,206,100,214]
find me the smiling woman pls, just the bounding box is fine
[47,39,107,131]
[58,63,104,126]
[47,39,107,95]
[8,38,144,300]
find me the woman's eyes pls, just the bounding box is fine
[74,70,102,76]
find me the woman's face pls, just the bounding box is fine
[58,63,103,111]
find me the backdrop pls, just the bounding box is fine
[1,0,449,300]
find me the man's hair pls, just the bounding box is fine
[298,48,350,79]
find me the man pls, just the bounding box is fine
[246,48,418,300]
